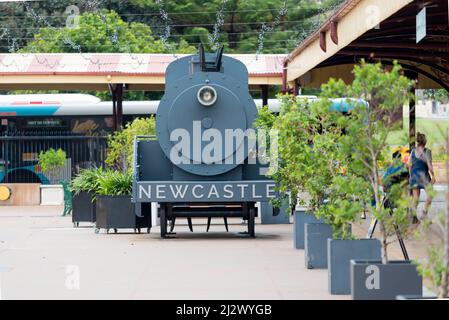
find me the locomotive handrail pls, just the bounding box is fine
[132,135,158,182]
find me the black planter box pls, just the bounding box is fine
[350,260,422,300]
[72,192,96,226]
[95,195,151,233]
[328,239,381,295]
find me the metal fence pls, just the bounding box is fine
[0,132,107,184]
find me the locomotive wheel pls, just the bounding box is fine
[114,228,118,234]
[249,208,255,238]
[170,217,176,232]
[160,204,167,238]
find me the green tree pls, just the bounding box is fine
[106,117,156,172]
[423,89,449,104]
[268,94,363,238]
[38,148,67,173]
[130,0,344,54]
[321,61,415,263]
[23,10,193,54]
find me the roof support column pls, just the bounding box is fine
[109,84,124,131]
[293,80,300,96]
[405,71,418,149]
[282,61,288,93]
[260,85,269,107]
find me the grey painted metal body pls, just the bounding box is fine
[132,48,274,237]
[304,223,333,269]
[293,211,323,249]
[350,260,422,300]
[260,202,290,224]
[327,239,381,295]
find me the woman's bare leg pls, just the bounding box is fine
[412,188,420,222]
[423,186,433,217]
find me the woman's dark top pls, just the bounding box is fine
[409,147,432,189]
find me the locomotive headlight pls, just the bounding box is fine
[197,86,217,106]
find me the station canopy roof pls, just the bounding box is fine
[0,53,286,91]
[286,0,449,91]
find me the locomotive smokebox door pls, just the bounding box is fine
[133,46,277,238]
[156,46,259,176]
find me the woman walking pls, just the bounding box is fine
[409,132,435,221]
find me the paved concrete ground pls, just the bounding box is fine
[0,206,347,300]
[0,188,444,300]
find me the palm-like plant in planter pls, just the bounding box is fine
[95,170,150,234]
[70,167,104,196]
[97,170,133,196]
[69,167,105,226]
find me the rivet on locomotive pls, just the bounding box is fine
[132,46,276,238]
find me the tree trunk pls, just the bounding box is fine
[379,221,388,264]
[228,12,237,49]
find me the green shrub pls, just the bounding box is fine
[97,170,132,196]
[106,117,155,172]
[38,148,66,173]
[69,167,105,195]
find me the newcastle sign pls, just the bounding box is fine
[134,181,277,202]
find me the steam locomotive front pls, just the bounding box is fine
[133,47,276,238]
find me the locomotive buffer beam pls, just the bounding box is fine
[158,202,257,238]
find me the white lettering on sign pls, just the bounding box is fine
[252,184,262,199]
[237,184,249,198]
[136,182,277,201]
[170,184,189,199]
[267,184,276,198]
[156,184,166,199]
[192,185,204,199]
[223,184,234,199]
[207,184,220,198]
[139,185,151,199]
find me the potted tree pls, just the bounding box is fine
[269,95,335,264]
[330,61,422,300]
[70,167,104,227]
[290,76,384,294]
[254,105,292,225]
[38,148,68,208]
[264,95,327,251]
